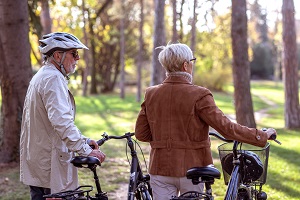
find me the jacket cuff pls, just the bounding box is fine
[77,143,93,156]
[255,129,268,143]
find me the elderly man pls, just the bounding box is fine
[20,32,106,200]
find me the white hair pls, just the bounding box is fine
[156,43,193,72]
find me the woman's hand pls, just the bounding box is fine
[264,128,277,140]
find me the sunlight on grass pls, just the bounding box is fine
[2,81,299,200]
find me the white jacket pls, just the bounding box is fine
[20,63,92,193]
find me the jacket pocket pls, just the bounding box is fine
[57,150,73,166]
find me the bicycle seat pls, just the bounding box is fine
[186,165,221,183]
[71,156,101,168]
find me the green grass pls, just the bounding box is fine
[0,81,300,200]
[77,81,300,200]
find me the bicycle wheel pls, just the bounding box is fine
[135,184,152,200]
[140,190,152,200]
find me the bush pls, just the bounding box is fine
[193,63,232,91]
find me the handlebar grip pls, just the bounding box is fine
[97,138,107,146]
[89,138,107,149]
[269,134,277,140]
[262,128,281,145]
[270,134,281,145]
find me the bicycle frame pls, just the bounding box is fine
[97,132,152,200]
[224,141,241,200]
[44,132,152,200]
[126,134,152,200]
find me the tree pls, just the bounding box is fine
[81,0,90,96]
[136,0,144,102]
[171,0,178,43]
[231,0,256,128]
[151,0,166,86]
[0,0,32,163]
[190,0,197,53]
[248,0,274,79]
[120,0,126,98]
[282,0,300,128]
[40,0,52,35]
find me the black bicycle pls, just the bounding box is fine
[171,131,280,200]
[44,132,152,200]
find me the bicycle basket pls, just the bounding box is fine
[218,142,270,185]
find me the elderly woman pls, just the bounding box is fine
[135,43,276,200]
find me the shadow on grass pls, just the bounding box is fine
[266,130,300,199]
[75,94,141,138]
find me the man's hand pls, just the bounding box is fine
[89,149,106,163]
[87,139,106,162]
[88,139,99,149]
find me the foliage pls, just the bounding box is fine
[193,13,232,91]
[26,0,291,94]
[248,0,276,79]
[45,0,155,94]
[250,42,274,79]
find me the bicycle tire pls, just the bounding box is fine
[139,190,152,200]
[171,191,209,200]
[136,185,152,200]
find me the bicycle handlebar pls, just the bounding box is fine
[92,129,280,149]
[209,131,233,142]
[94,131,232,148]
[96,132,135,146]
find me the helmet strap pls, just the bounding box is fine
[52,52,70,80]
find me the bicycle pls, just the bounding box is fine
[44,132,152,200]
[171,131,281,200]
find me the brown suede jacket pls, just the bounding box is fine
[135,74,268,177]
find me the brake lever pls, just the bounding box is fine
[269,134,282,145]
[262,128,281,145]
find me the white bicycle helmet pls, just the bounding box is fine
[39,32,88,79]
[39,32,88,56]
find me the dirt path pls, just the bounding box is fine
[226,92,278,123]
[109,183,128,200]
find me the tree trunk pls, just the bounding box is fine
[136,0,144,102]
[89,19,98,94]
[81,0,90,96]
[171,0,178,43]
[231,0,256,128]
[190,0,197,53]
[178,0,185,42]
[151,0,166,86]
[120,0,125,99]
[0,0,32,163]
[40,0,52,36]
[282,0,300,128]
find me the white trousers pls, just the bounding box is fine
[150,174,204,200]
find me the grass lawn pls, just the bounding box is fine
[0,80,299,200]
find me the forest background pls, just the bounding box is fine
[0,0,300,199]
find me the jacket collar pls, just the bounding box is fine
[163,72,193,84]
